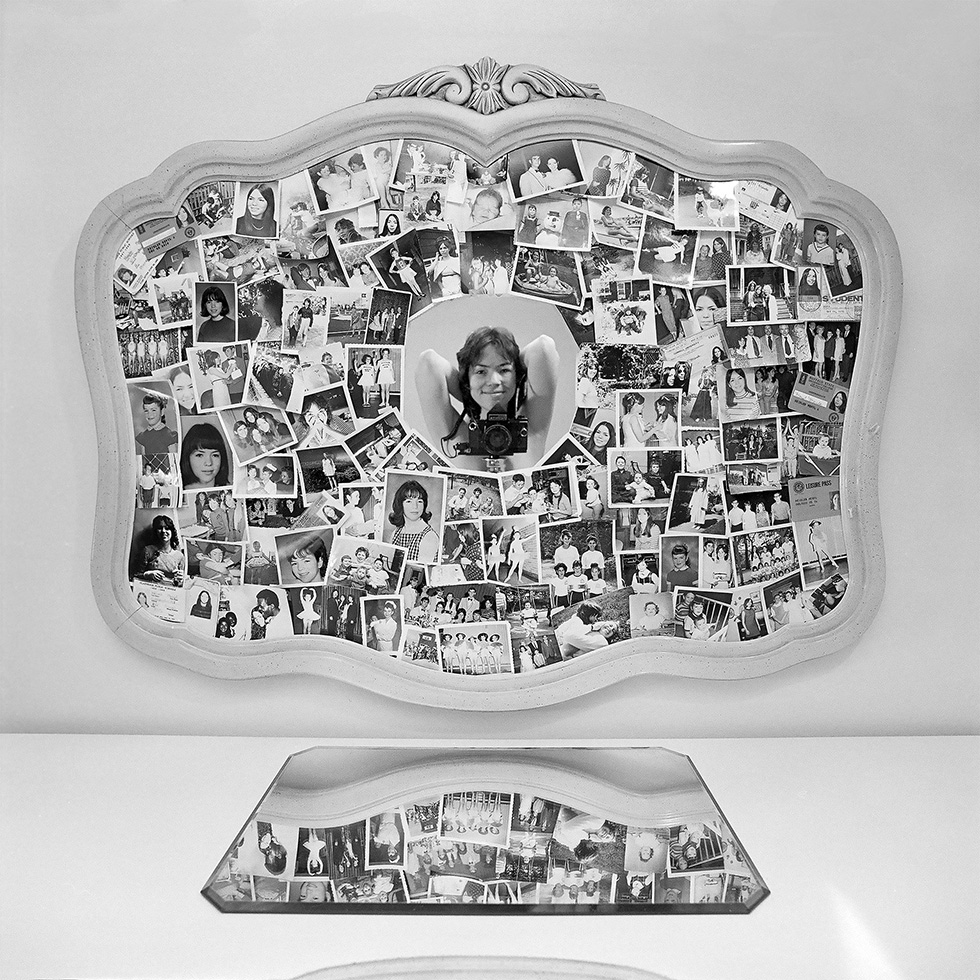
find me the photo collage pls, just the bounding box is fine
[117,138,863,670]
[204,788,764,910]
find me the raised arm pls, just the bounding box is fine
[521,335,560,456]
[416,348,463,444]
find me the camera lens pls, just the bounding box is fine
[483,423,513,456]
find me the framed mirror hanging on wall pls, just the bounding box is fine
[75,57,902,709]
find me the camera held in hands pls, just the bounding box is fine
[463,410,529,459]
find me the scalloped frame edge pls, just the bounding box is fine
[75,96,902,709]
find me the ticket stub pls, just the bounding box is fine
[789,475,841,521]
[788,373,849,422]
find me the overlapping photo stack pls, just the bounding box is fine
[118,134,862,669]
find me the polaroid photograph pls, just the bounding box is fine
[130,383,180,459]
[366,288,412,345]
[586,199,642,250]
[721,417,781,464]
[576,142,634,199]
[439,522,486,582]
[379,469,447,565]
[729,487,794,531]
[299,342,348,391]
[240,532,280,587]
[716,365,766,423]
[383,431,449,475]
[593,275,656,344]
[724,584,770,641]
[618,550,661,592]
[294,384,357,450]
[438,621,515,675]
[579,242,639,295]
[399,181,452,229]
[307,149,379,215]
[345,412,408,476]
[149,272,196,328]
[698,536,734,589]
[807,571,848,620]
[130,579,184,624]
[726,265,797,324]
[325,535,406,596]
[179,414,233,495]
[674,176,739,230]
[193,281,237,345]
[798,515,848,586]
[390,140,465,192]
[507,140,585,203]
[692,231,734,283]
[500,463,579,521]
[762,571,812,631]
[726,461,783,494]
[201,235,281,289]
[346,344,404,420]
[448,181,518,233]
[242,345,303,414]
[680,430,725,474]
[783,416,843,477]
[619,154,675,219]
[281,291,330,352]
[135,453,178,510]
[400,624,440,669]
[731,525,801,586]
[367,230,433,315]
[217,405,297,465]
[628,591,673,638]
[179,488,245,544]
[365,810,407,869]
[540,518,617,597]
[513,192,592,251]
[607,450,679,507]
[735,214,777,268]
[230,181,280,241]
[284,585,325,635]
[667,474,728,535]
[335,483,382,537]
[511,622,562,671]
[183,577,219,636]
[361,595,406,654]
[551,586,633,653]
[336,239,385,289]
[214,584,292,641]
[625,827,671,876]
[673,588,733,641]
[666,822,725,876]
[273,527,333,587]
[184,537,242,586]
[481,516,542,586]
[440,469,504,520]
[186,342,249,411]
[637,215,697,288]
[659,535,700,592]
[510,246,585,310]
[179,180,236,239]
[458,230,516,295]
[616,389,681,449]
[438,792,513,847]
[294,443,363,500]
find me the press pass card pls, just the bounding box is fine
[788,373,848,422]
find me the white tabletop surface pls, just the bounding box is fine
[1,734,976,980]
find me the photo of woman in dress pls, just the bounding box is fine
[426,236,462,299]
[416,325,560,471]
[382,476,442,564]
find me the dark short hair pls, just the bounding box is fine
[256,589,279,610]
[576,600,602,624]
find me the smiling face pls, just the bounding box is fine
[468,343,516,413]
[206,295,224,318]
[247,188,268,218]
[142,400,162,427]
[290,550,322,583]
[189,447,221,486]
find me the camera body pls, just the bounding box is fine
[461,411,529,459]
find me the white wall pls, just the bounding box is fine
[1,0,977,737]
